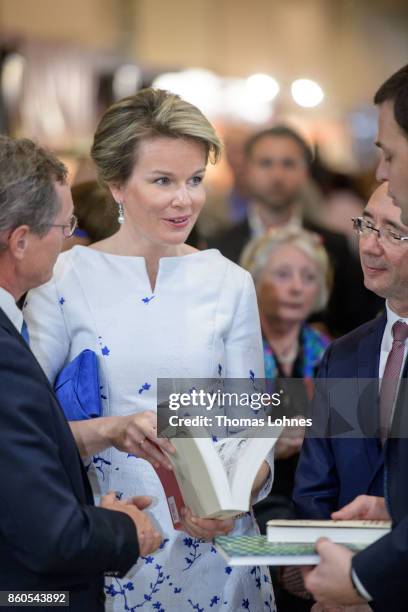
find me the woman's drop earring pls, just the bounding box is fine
[118,202,125,224]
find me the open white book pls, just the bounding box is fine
[156,423,283,526]
[267,519,391,545]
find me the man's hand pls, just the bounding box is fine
[331,495,390,521]
[275,419,305,460]
[109,411,176,470]
[101,492,162,556]
[179,507,234,541]
[302,539,366,606]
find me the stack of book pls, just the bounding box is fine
[214,520,391,566]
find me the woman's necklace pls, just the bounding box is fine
[271,339,299,364]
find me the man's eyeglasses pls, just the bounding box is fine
[47,214,78,238]
[352,216,408,247]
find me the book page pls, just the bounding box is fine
[214,438,249,484]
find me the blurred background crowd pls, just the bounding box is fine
[1,2,407,328]
[0,0,408,337]
[1,2,407,281]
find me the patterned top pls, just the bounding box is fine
[263,325,330,381]
[25,246,276,612]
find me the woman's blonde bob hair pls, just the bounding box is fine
[240,226,333,313]
[91,88,222,187]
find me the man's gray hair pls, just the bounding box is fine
[0,136,68,248]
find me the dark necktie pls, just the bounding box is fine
[379,320,408,443]
[21,320,30,345]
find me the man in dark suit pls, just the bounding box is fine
[0,136,162,611]
[302,65,408,612]
[293,184,404,520]
[209,125,383,336]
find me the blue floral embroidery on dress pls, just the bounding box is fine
[159,538,169,550]
[188,600,204,612]
[225,566,232,574]
[85,455,111,480]
[106,560,181,611]
[182,538,202,571]
[242,598,251,610]
[210,595,220,607]
[249,369,261,391]
[218,363,223,376]
[138,382,151,394]
[142,295,156,304]
[101,345,110,356]
[105,577,134,610]
[100,384,107,400]
[59,297,65,305]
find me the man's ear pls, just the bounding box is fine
[8,226,31,260]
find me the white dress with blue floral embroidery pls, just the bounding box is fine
[25,246,276,612]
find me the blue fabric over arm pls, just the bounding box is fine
[54,349,102,421]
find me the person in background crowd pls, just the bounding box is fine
[242,226,331,612]
[24,88,276,612]
[302,64,408,612]
[61,180,119,251]
[210,126,382,337]
[0,135,162,611]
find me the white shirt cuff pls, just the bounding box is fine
[351,568,372,602]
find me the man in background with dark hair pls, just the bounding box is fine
[210,125,382,336]
[303,63,408,612]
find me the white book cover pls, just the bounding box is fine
[267,519,391,545]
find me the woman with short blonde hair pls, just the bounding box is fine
[26,89,276,612]
[241,225,332,316]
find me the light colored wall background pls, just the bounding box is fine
[1,0,407,116]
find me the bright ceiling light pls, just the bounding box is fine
[152,68,220,117]
[222,78,273,123]
[246,73,280,102]
[113,64,142,99]
[1,53,26,102]
[291,78,324,108]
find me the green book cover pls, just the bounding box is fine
[214,535,365,566]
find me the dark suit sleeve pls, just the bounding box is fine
[293,347,340,518]
[0,332,139,576]
[352,517,408,605]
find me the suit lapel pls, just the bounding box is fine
[0,307,56,393]
[0,307,93,503]
[356,312,386,488]
[357,312,386,379]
